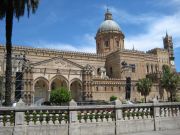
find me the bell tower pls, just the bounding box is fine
[163,32,175,70]
[95,9,125,54]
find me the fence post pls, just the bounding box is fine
[114,99,122,135]
[69,99,78,123]
[153,98,160,131]
[69,99,79,135]
[115,99,123,120]
[14,99,26,135]
[15,99,26,125]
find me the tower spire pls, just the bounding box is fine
[132,45,135,51]
[166,30,168,37]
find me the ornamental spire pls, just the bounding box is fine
[105,8,113,20]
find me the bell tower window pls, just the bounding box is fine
[97,43,100,50]
[147,65,149,73]
[104,41,109,47]
[116,41,119,47]
[110,67,113,77]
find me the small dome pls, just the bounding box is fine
[97,9,121,33]
[98,20,121,33]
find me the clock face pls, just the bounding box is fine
[170,60,175,65]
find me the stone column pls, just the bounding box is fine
[48,90,51,101]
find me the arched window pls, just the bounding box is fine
[116,41,119,47]
[97,43,100,50]
[97,68,101,75]
[110,67,113,75]
[151,65,153,73]
[155,65,158,72]
[147,65,149,73]
[104,41,109,47]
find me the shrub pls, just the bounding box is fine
[110,96,117,101]
[50,87,71,105]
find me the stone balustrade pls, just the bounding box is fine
[0,99,180,135]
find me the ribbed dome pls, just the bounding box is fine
[98,20,121,33]
[97,9,121,33]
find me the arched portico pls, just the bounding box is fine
[34,77,49,104]
[50,75,68,90]
[70,79,82,101]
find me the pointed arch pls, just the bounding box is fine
[50,75,68,90]
[70,78,82,101]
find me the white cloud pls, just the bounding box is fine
[102,5,156,25]
[125,11,180,51]
[30,33,96,53]
[103,4,180,51]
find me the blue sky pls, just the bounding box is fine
[0,0,180,71]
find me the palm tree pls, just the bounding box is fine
[161,65,180,102]
[136,78,152,103]
[0,0,39,106]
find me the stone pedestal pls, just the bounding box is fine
[15,99,26,125]
[115,99,123,120]
[14,99,26,135]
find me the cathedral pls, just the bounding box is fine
[0,10,176,105]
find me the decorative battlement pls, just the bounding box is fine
[0,44,106,59]
[92,78,138,85]
[0,44,160,59]
[147,48,168,54]
[106,48,157,58]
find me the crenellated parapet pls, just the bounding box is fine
[0,44,106,59]
[92,78,137,86]
[147,48,168,54]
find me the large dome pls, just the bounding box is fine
[98,20,121,33]
[97,9,121,33]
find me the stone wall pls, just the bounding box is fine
[0,99,180,135]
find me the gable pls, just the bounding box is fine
[31,56,83,70]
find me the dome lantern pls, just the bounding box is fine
[105,9,113,20]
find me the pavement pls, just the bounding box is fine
[121,129,180,135]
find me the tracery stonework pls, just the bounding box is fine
[0,10,176,105]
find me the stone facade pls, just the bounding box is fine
[0,10,176,104]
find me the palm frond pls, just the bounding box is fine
[0,0,7,19]
[13,0,39,19]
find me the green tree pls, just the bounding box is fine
[0,0,39,106]
[161,65,180,102]
[136,78,152,103]
[110,95,117,101]
[50,87,72,105]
